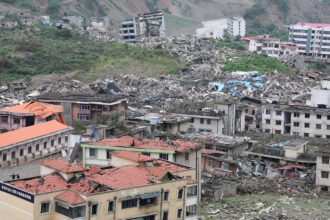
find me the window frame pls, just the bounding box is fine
[40,201,51,214]
[90,203,98,215]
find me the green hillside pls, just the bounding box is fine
[0,26,184,82]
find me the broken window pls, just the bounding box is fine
[177,208,183,218]
[162,211,169,220]
[294,122,299,127]
[187,185,197,197]
[51,140,54,146]
[177,188,184,199]
[265,110,270,115]
[0,116,8,123]
[3,153,7,161]
[90,148,97,157]
[186,205,197,217]
[55,202,85,218]
[265,129,270,133]
[275,120,281,125]
[328,115,330,120]
[122,198,138,209]
[315,134,322,138]
[44,142,47,149]
[108,201,114,212]
[189,118,194,123]
[322,156,330,164]
[304,123,310,128]
[304,133,309,137]
[159,153,168,160]
[316,124,322,129]
[79,104,90,110]
[207,119,211,125]
[40,201,50,214]
[321,171,329,179]
[20,149,24,156]
[327,125,330,130]
[276,111,282,116]
[200,118,204,124]
[266,119,271,124]
[305,113,310,118]
[11,151,16,159]
[163,191,169,201]
[106,150,112,160]
[78,114,91,121]
[293,112,300,117]
[317,114,322,119]
[140,197,157,207]
[275,130,281,134]
[13,117,20,124]
[327,135,330,139]
[185,152,189,161]
[321,186,329,192]
[91,203,98,215]
[58,137,61,144]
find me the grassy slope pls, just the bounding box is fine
[164,13,201,29]
[0,26,184,82]
[223,54,291,73]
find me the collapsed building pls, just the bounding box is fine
[242,35,298,59]
[38,93,127,131]
[261,80,330,139]
[0,101,64,133]
[120,12,165,43]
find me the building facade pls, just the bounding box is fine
[316,147,330,193]
[288,23,330,59]
[120,12,166,43]
[227,17,246,37]
[38,93,127,127]
[0,101,63,133]
[0,160,197,220]
[0,120,71,168]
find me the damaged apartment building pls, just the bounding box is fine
[120,12,165,43]
[38,93,127,134]
[0,158,198,220]
[262,80,330,139]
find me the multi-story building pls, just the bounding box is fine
[242,35,298,58]
[38,93,127,127]
[0,120,71,168]
[316,147,330,193]
[262,80,330,139]
[0,159,197,220]
[120,12,166,43]
[226,17,246,37]
[288,23,330,59]
[0,101,64,133]
[82,136,202,199]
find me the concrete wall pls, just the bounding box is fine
[178,115,224,135]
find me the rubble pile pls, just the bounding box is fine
[237,176,316,197]
[201,194,328,220]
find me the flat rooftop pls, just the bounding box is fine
[38,93,126,104]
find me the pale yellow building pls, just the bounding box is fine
[0,157,198,220]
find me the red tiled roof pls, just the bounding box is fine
[88,166,170,190]
[297,23,330,28]
[135,140,174,151]
[10,175,67,194]
[90,136,134,147]
[173,139,201,152]
[112,151,155,162]
[0,120,70,148]
[40,159,86,174]
[55,190,86,206]
[0,101,63,120]
[154,159,187,173]
[201,149,226,155]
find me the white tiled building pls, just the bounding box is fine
[227,17,246,37]
[288,23,330,59]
